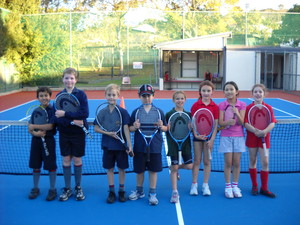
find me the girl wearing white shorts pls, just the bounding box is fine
[218,81,246,198]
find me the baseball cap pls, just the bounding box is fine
[138,84,155,96]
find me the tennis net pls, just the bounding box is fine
[1,119,299,174]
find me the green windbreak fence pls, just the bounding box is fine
[1,10,300,91]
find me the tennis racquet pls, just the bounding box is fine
[192,108,215,160]
[27,105,50,156]
[168,111,191,165]
[54,92,92,139]
[135,105,161,162]
[218,105,236,131]
[224,105,236,129]
[95,102,133,157]
[248,104,271,157]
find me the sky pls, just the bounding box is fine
[237,0,299,10]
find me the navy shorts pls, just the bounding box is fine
[29,136,57,171]
[59,132,85,157]
[193,136,206,142]
[170,154,193,165]
[133,152,162,173]
[102,149,129,170]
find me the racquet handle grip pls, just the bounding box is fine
[125,145,134,157]
[129,151,134,157]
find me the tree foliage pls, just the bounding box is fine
[271,4,300,47]
[0,1,45,83]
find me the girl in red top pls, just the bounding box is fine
[244,84,276,198]
[190,80,219,196]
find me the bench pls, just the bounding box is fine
[164,78,223,90]
[121,76,131,90]
[212,77,223,89]
[164,79,202,90]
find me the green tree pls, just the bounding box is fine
[0,1,46,84]
[164,0,239,11]
[25,13,74,76]
[271,4,300,47]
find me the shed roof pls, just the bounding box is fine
[226,45,300,53]
[153,32,232,51]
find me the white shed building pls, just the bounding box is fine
[153,32,300,91]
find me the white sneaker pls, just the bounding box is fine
[225,187,234,198]
[202,184,211,196]
[149,193,159,205]
[190,183,198,196]
[170,191,179,203]
[232,186,242,198]
[128,190,145,200]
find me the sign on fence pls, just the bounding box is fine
[133,62,143,69]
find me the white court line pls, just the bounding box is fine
[0,100,36,113]
[163,132,185,225]
[0,125,10,131]
[278,98,300,106]
[272,107,300,119]
[276,116,294,118]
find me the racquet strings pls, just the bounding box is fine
[193,109,214,136]
[96,104,122,132]
[224,105,235,121]
[169,112,190,140]
[224,105,235,128]
[55,93,80,112]
[138,107,160,136]
[30,106,48,125]
[249,105,271,130]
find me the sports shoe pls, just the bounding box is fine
[251,186,258,196]
[232,186,242,198]
[59,187,72,201]
[75,186,85,201]
[190,183,198,196]
[28,188,40,199]
[260,189,276,198]
[107,191,116,203]
[225,187,234,199]
[118,191,126,202]
[170,191,179,203]
[128,190,145,200]
[149,193,159,205]
[46,189,57,201]
[202,184,211,196]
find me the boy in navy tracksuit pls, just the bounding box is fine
[54,67,89,201]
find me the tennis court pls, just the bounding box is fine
[1,96,300,225]
[2,97,300,121]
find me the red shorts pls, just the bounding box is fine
[246,131,271,149]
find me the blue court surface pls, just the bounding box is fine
[1,98,300,225]
[1,97,300,120]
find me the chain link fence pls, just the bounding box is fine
[1,10,300,92]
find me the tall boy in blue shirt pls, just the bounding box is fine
[55,67,89,201]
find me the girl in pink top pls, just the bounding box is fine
[218,81,246,198]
